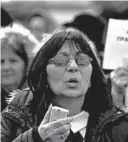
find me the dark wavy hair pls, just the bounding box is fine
[28,27,113,118]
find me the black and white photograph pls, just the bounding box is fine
[1,1,128,142]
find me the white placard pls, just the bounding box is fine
[103,19,128,70]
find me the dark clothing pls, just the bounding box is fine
[1,89,128,142]
[1,7,13,27]
[1,87,9,111]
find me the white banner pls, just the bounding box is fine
[103,19,128,70]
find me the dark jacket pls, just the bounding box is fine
[1,89,128,142]
[1,87,9,111]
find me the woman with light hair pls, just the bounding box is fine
[1,24,38,110]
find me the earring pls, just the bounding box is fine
[46,85,48,88]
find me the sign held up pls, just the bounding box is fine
[103,19,128,70]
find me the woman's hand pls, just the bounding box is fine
[38,105,72,142]
[111,67,128,108]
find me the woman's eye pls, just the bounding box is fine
[78,63,85,66]
[55,62,63,66]
[10,59,18,63]
[78,62,87,66]
[1,59,5,64]
[54,56,67,66]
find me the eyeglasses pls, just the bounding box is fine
[48,54,92,67]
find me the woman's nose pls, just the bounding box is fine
[2,61,11,70]
[66,59,79,72]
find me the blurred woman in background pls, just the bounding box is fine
[1,25,38,109]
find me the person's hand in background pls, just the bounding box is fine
[110,67,128,111]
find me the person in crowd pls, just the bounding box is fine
[28,10,57,41]
[1,27,128,142]
[1,26,38,110]
[28,13,47,41]
[110,67,128,112]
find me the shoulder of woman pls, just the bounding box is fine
[99,108,128,131]
[2,88,34,128]
[111,113,128,140]
[108,110,128,132]
[6,88,33,107]
[110,109,128,123]
[101,111,128,139]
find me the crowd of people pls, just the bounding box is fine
[1,3,128,142]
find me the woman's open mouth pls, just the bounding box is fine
[66,78,79,87]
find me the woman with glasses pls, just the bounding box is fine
[1,27,128,142]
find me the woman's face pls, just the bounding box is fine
[46,41,93,98]
[1,48,25,90]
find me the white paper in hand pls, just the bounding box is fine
[49,106,69,122]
